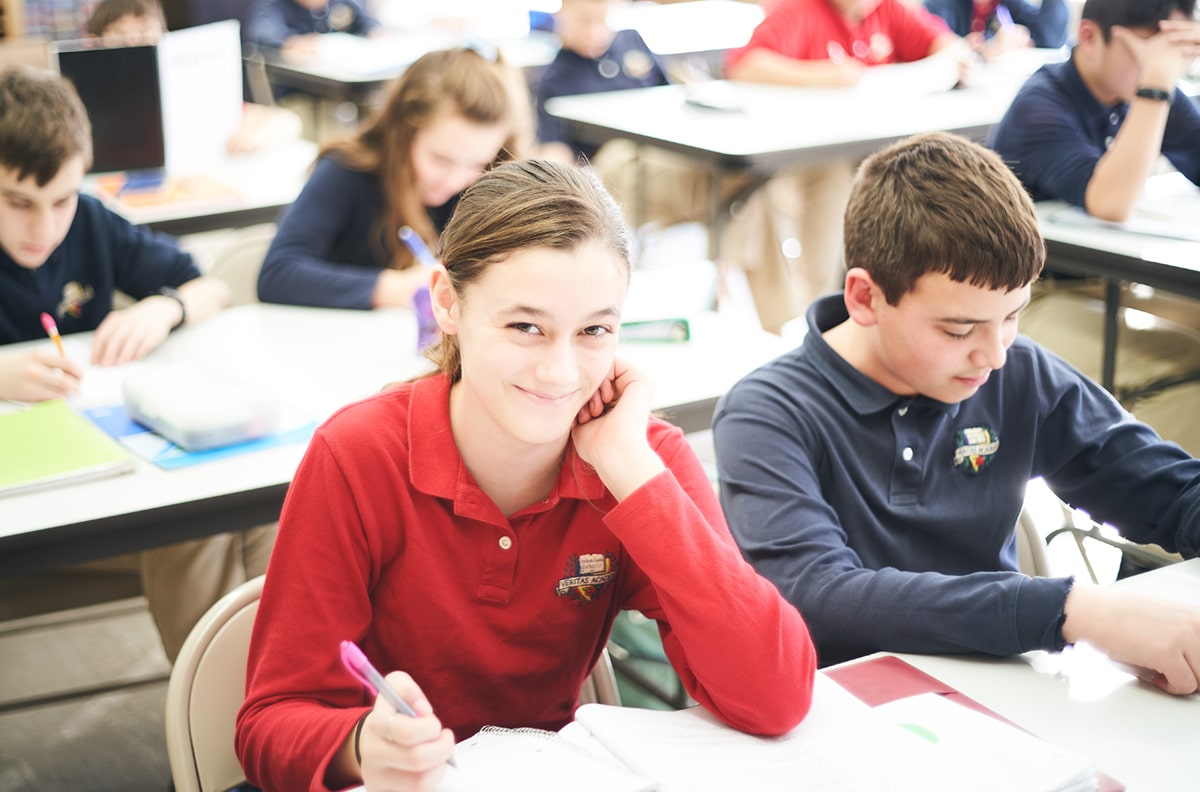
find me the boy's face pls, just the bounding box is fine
[101,13,165,46]
[0,156,86,270]
[865,271,1030,404]
[829,0,883,22]
[557,0,616,60]
[1080,13,1187,103]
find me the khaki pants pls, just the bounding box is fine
[593,141,855,333]
[72,524,276,663]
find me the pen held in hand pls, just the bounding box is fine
[397,226,439,268]
[339,640,458,768]
[39,312,66,357]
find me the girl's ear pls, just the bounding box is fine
[842,267,884,327]
[429,266,459,335]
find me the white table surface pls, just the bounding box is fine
[885,559,1200,792]
[546,48,1067,172]
[1,301,785,574]
[82,139,316,235]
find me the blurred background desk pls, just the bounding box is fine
[547,49,1066,257]
[82,139,317,237]
[1036,173,1200,391]
[0,302,784,578]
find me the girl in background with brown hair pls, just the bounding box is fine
[237,159,816,792]
[256,47,526,310]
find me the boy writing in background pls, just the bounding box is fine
[923,0,1069,58]
[719,0,963,333]
[0,66,271,665]
[242,0,379,60]
[714,132,1200,692]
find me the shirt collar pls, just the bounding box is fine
[408,374,608,522]
[803,295,961,417]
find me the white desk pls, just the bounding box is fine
[547,49,1066,256]
[1036,172,1200,391]
[82,139,317,237]
[883,559,1200,791]
[0,303,784,578]
[257,1,764,106]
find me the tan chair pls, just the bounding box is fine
[1015,504,1051,578]
[165,574,622,791]
[165,574,262,792]
[207,224,277,307]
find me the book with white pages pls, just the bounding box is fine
[1045,172,1200,243]
[350,672,1095,791]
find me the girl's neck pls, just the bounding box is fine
[448,383,568,518]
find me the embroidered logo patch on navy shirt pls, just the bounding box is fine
[555,552,616,604]
[57,281,94,319]
[953,425,999,474]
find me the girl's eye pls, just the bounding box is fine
[582,325,612,338]
[508,322,541,335]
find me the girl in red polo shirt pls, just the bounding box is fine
[236,160,817,792]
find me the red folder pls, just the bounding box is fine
[825,655,1124,792]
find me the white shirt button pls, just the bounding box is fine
[897,406,908,416]
[901,447,914,462]
[498,536,513,550]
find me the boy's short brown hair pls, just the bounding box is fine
[0,66,93,185]
[86,0,167,37]
[844,132,1044,306]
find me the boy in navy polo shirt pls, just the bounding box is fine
[0,67,273,667]
[534,0,669,163]
[714,132,1200,692]
[0,66,228,402]
[990,0,1200,462]
[243,0,378,58]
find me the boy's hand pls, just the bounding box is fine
[1064,582,1200,695]
[1114,20,1200,93]
[572,358,665,501]
[91,295,179,366]
[0,348,82,402]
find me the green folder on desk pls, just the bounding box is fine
[0,399,136,497]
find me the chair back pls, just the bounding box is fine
[165,575,263,792]
[579,646,622,706]
[208,224,276,306]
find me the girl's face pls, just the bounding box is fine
[437,239,628,450]
[410,113,508,208]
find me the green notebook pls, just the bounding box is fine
[0,399,136,497]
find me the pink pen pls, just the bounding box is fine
[339,640,457,767]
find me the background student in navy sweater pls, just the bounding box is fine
[257,48,524,309]
[924,0,1069,58]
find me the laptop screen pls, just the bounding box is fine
[55,43,165,174]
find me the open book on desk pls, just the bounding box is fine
[344,674,1096,791]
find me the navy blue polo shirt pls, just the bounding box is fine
[0,194,199,345]
[991,56,1200,207]
[713,295,1200,666]
[242,0,378,50]
[923,0,1068,48]
[535,29,669,161]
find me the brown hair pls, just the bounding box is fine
[843,132,1044,305]
[86,0,166,37]
[0,66,93,185]
[427,159,632,382]
[321,48,526,271]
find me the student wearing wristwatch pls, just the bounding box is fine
[991,0,1200,223]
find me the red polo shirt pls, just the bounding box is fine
[726,0,950,70]
[237,374,817,792]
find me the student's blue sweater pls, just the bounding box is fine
[0,195,198,345]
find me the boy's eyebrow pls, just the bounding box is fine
[936,296,1031,325]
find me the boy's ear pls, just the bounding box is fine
[429,266,459,335]
[843,267,884,327]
